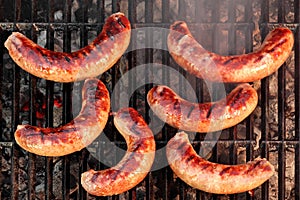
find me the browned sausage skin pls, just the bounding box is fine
[167,132,275,194]
[168,21,294,82]
[81,107,156,196]
[147,83,258,133]
[14,78,110,156]
[4,12,131,82]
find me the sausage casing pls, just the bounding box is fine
[4,12,131,82]
[147,83,258,133]
[167,132,275,194]
[168,21,294,82]
[81,107,156,196]
[14,78,110,156]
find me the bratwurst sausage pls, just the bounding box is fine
[14,78,110,156]
[167,132,275,194]
[168,21,294,82]
[147,83,258,133]
[4,12,131,82]
[81,107,156,196]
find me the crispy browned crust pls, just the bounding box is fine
[147,83,258,133]
[14,78,110,156]
[81,108,156,196]
[166,132,275,194]
[4,12,131,82]
[168,21,294,82]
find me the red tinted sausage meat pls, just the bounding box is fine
[147,83,258,133]
[4,12,131,82]
[166,132,275,194]
[81,107,156,196]
[14,78,110,156]
[168,22,294,82]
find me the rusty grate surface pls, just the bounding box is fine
[0,0,300,199]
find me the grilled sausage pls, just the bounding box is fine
[14,78,110,156]
[167,132,275,194]
[168,21,294,82]
[81,107,156,196]
[4,12,131,82]
[147,83,258,133]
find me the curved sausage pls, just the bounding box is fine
[166,131,275,194]
[14,78,110,156]
[4,12,131,82]
[147,83,258,133]
[81,107,156,196]
[168,21,294,82]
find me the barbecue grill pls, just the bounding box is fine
[0,0,299,199]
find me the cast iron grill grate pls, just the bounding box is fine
[0,0,299,199]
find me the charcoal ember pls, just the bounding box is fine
[1,156,11,173]
[54,10,63,21]
[3,53,13,70]
[35,182,45,199]
[18,157,27,169]
[285,147,295,199]
[18,169,28,192]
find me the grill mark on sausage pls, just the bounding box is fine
[245,159,264,175]
[106,30,114,41]
[64,56,71,63]
[219,166,241,176]
[147,84,258,133]
[5,13,131,83]
[168,22,294,83]
[166,132,275,194]
[81,108,155,196]
[185,154,195,163]
[91,173,100,183]
[187,105,195,118]
[131,123,142,135]
[171,22,187,41]
[223,57,237,65]
[173,99,181,111]
[265,38,287,54]
[253,55,264,63]
[173,21,184,30]
[199,162,211,170]
[219,167,231,176]
[117,17,126,28]
[227,87,249,111]
[206,103,216,119]
[14,78,110,156]
[176,142,187,152]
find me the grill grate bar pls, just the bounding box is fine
[295,8,300,200]
[144,1,154,200]
[161,1,172,199]
[62,1,73,200]
[78,1,89,200]
[294,0,300,198]
[278,143,286,199]
[296,0,300,23]
[28,78,37,200]
[277,39,287,200]
[11,0,21,199]
[44,0,55,199]
[0,23,3,144]
[27,1,38,196]
[277,1,287,199]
